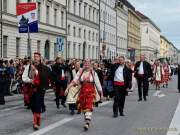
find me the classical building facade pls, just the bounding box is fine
[115,1,128,57]
[126,2,141,62]
[67,0,99,59]
[0,0,66,60]
[100,0,116,60]
[160,35,170,59]
[137,11,161,62]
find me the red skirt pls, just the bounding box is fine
[77,83,96,112]
[163,71,170,83]
[22,84,34,105]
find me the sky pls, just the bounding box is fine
[128,0,180,49]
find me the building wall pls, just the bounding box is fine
[67,0,99,59]
[100,0,116,59]
[141,21,160,62]
[116,5,128,57]
[1,0,66,60]
[127,9,141,62]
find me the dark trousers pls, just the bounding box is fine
[113,86,126,115]
[0,81,5,104]
[137,76,149,99]
[55,85,66,107]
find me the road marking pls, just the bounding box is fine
[29,118,73,135]
[153,91,161,97]
[166,99,180,135]
[28,101,111,135]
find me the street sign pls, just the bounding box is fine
[16,3,38,33]
[56,37,64,52]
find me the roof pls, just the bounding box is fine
[136,11,161,32]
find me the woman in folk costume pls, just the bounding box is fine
[66,60,81,115]
[153,60,164,90]
[162,62,171,88]
[65,59,103,131]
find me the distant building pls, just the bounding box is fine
[137,11,161,62]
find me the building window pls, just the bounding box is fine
[92,46,94,59]
[73,43,76,58]
[78,28,81,38]
[54,43,57,58]
[67,41,70,58]
[73,26,76,37]
[88,45,91,58]
[16,38,20,57]
[78,43,81,58]
[84,29,86,39]
[79,2,81,17]
[84,3,87,18]
[3,0,7,12]
[46,5,50,24]
[96,33,98,42]
[74,0,76,14]
[54,9,57,26]
[92,32,95,41]
[89,6,91,20]
[37,2,41,21]
[88,31,91,41]
[93,9,95,22]
[37,40,41,53]
[68,0,70,12]
[68,25,71,35]
[61,11,64,27]
[3,36,7,58]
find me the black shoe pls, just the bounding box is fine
[61,104,67,108]
[33,125,39,131]
[57,105,60,109]
[113,114,118,118]
[144,97,147,101]
[0,102,5,105]
[26,106,30,109]
[138,99,142,102]
[120,112,125,116]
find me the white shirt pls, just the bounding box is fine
[138,62,144,74]
[114,65,124,82]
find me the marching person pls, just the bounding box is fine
[162,62,171,88]
[52,57,68,109]
[22,52,53,130]
[111,56,132,117]
[65,59,103,131]
[178,64,180,93]
[66,60,81,115]
[0,59,7,105]
[153,60,164,90]
[134,54,152,101]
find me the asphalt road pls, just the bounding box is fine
[0,76,179,135]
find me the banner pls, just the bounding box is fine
[56,37,64,52]
[16,3,38,33]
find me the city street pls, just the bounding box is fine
[0,76,179,135]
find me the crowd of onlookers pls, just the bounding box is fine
[0,56,178,98]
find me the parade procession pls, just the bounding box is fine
[0,0,180,135]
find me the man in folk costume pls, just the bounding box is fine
[178,64,180,93]
[162,62,171,88]
[22,52,53,130]
[134,54,153,101]
[65,59,103,131]
[22,58,32,109]
[111,56,132,117]
[153,60,164,90]
[52,57,68,109]
[66,60,81,115]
